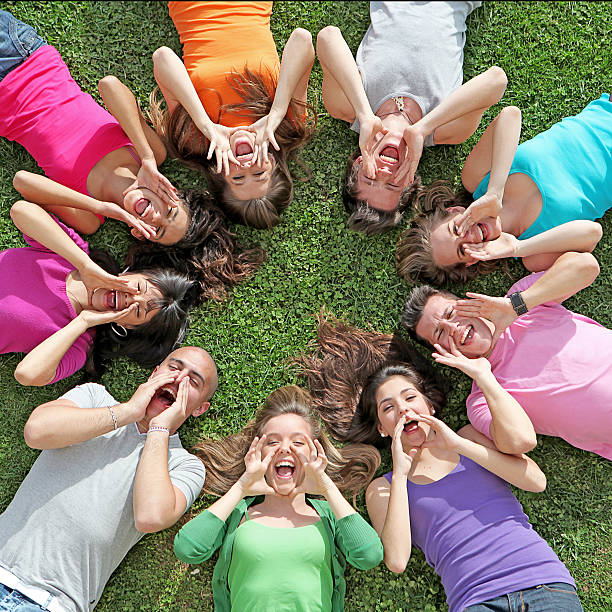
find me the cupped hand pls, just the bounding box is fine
[123,370,179,423]
[78,302,138,329]
[432,337,492,381]
[359,114,387,179]
[101,201,156,240]
[205,123,239,175]
[237,435,276,496]
[122,157,180,209]
[247,111,282,167]
[78,260,138,303]
[149,376,191,433]
[455,192,502,237]
[394,123,425,186]
[391,415,419,477]
[464,232,519,262]
[454,292,517,333]
[293,438,331,496]
[418,414,462,453]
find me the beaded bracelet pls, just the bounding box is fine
[148,426,170,435]
[107,406,118,430]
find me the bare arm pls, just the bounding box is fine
[273,28,314,111]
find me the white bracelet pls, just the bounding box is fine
[148,426,170,435]
[107,406,118,430]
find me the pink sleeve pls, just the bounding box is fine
[23,216,89,254]
[466,386,493,439]
[49,332,93,384]
[504,272,546,297]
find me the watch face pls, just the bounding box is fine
[510,292,528,315]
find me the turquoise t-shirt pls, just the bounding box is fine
[228,519,333,611]
[473,94,612,240]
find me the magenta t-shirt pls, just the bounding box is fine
[0,219,95,383]
[466,272,612,460]
[0,45,132,196]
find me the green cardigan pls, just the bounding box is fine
[174,497,383,612]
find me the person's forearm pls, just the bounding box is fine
[207,480,248,522]
[98,76,156,164]
[418,66,507,139]
[13,172,108,216]
[316,26,372,121]
[24,396,137,448]
[133,431,181,532]
[380,474,412,572]
[455,437,546,492]
[152,46,213,135]
[520,251,600,309]
[10,200,91,270]
[272,29,314,113]
[321,477,355,520]
[515,221,603,258]
[474,370,536,454]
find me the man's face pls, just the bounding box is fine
[415,294,494,358]
[146,347,218,420]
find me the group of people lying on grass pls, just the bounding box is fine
[0,1,609,611]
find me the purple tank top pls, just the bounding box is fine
[384,456,573,612]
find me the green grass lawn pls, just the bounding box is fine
[0,1,610,610]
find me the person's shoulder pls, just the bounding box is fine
[59,382,117,409]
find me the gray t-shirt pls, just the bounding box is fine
[351,1,481,145]
[0,383,205,612]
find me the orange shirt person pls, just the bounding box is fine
[152,1,315,228]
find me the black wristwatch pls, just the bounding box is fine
[509,292,528,316]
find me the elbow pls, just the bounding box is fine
[134,511,170,534]
[14,363,53,387]
[572,251,600,285]
[500,104,521,123]
[316,25,341,54]
[531,472,547,493]
[152,46,176,70]
[97,74,121,97]
[586,222,603,251]
[486,65,508,101]
[384,554,410,574]
[13,170,30,193]
[9,199,30,225]
[23,415,47,449]
[495,435,537,456]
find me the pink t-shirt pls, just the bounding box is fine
[0,45,132,196]
[466,273,612,460]
[0,219,95,383]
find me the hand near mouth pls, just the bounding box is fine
[359,114,388,179]
[237,435,276,496]
[101,201,156,240]
[390,415,419,477]
[247,111,282,167]
[149,377,191,434]
[79,260,138,305]
[455,292,517,334]
[78,302,138,329]
[395,123,426,186]
[418,414,462,454]
[432,337,492,381]
[293,438,331,496]
[122,157,180,209]
[205,123,239,175]
[121,370,180,423]
[464,232,519,262]
[455,192,502,237]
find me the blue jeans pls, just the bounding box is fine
[0,584,45,612]
[464,582,583,611]
[0,10,47,81]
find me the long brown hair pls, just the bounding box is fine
[293,311,445,442]
[395,180,499,284]
[149,68,316,228]
[194,385,380,498]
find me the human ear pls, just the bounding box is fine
[191,401,210,418]
[130,227,145,241]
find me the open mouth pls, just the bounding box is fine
[105,290,118,311]
[274,459,296,479]
[380,145,399,164]
[460,325,474,345]
[134,198,151,217]
[235,140,254,161]
[403,420,419,434]
[477,223,488,242]
[154,386,177,408]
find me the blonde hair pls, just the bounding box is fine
[194,385,380,498]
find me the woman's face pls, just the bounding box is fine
[89,272,162,327]
[375,375,433,448]
[224,130,275,200]
[260,413,314,496]
[123,188,189,245]
[429,207,502,267]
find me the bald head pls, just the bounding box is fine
[162,346,218,402]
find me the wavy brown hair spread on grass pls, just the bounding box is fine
[294,311,445,443]
[194,385,380,499]
[342,148,422,235]
[395,180,499,285]
[126,190,264,303]
[149,69,316,228]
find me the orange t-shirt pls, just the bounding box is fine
[168,1,280,127]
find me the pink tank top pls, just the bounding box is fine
[0,45,133,196]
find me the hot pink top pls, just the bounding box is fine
[0,218,95,384]
[0,45,132,197]
[466,273,612,460]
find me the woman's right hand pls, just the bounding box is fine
[99,201,156,240]
[432,337,492,381]
[464,232,519,262]
[455,191,502,237]
[391,415,419,478]
[204,122,239,175]
[78,260,138,303]
[78,303,137,329]
[237,435,276,496]
[359,114,387,178]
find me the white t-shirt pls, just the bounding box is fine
[0,383,205,612]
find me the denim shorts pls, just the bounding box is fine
[464,582,583,612]
[0,9,47,82]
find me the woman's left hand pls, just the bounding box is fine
[432,336,492,381]
[100,201,157,240]
[455,191,502,237]
[464,232,519,262]
[247,110,283,166]
[122,157,180,209]
[293,437,331,496]
[78,260,138,303]
[418,414,462,453]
